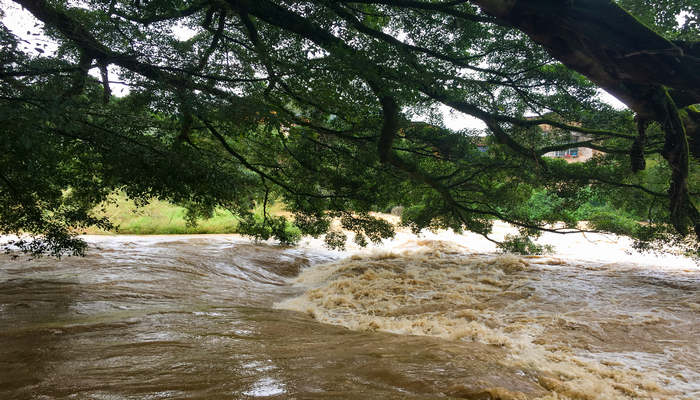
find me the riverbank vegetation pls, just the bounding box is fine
[85,194,241,235]
[85,193,298,238]
[1,0,697,257]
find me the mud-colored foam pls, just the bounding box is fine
[276,240,700,399]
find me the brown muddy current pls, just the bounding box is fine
[0,235,698,399]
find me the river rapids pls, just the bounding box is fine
[0,228,698,399]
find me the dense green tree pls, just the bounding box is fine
[1,0,698,256]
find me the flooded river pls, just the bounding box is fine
[0,231,698,399]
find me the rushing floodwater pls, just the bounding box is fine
[0,230,698,399]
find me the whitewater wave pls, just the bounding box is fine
[276,239,699,399]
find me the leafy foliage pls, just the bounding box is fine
[498,234,553,256]
[0,0,698,256]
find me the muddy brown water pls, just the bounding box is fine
[0,236,698,399]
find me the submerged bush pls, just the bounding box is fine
[498,234,553,255]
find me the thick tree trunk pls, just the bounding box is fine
[469,0,700,114]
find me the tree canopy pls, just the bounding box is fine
[1,0,698,256]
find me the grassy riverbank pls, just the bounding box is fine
[84,195,240,234]
[87,196,292,235]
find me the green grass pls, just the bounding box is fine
[86,195,241,234]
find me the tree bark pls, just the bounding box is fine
[469,0,700,114]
